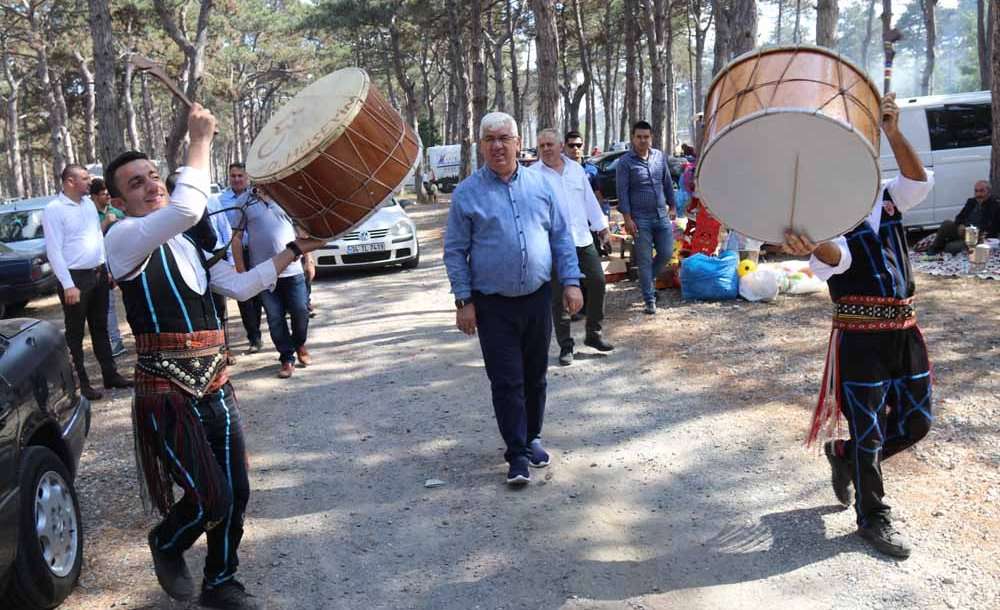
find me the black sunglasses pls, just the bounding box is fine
[566,142,584,148]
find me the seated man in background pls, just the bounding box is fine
[926,180,998,254]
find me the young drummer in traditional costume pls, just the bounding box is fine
[783,93,934,559]
[103,105,324,609]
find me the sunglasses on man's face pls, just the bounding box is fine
[566,142,584,149]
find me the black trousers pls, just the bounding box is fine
[236,247,262,346]
[474,284,551,463]
[837,327,933,527]
[552,243,605,349]
[57,266,116,387]
[149,383,249,586]
[929,220,968,254]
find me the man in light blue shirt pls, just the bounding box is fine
[444,112,583,487]
[616,120,677,314]
[218,163,263,353]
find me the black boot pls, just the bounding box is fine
[80,385,103,401]
[824,440,853,507]
[858,517,912,559]
[584,332,615,352]
[199,579,259,610]
[148,530,195,600]
[103,371,134,389]
[558,345,573,366]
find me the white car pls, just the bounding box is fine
[313,198,419,270]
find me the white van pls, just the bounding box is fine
[879,90,991,230]
[427,144,477,193]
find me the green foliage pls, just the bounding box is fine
[418,115,440,148]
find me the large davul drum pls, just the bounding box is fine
[696,46,883,244]
[246,67,421,239]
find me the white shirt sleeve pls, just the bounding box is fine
[582,172,609,232]
[809,236,852,281]
[885,170,935,214]
[105,166,211,280]
[208,257,279,301]
[42,201,74,290]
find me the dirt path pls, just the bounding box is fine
[51,202,999,610]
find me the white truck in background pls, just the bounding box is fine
[427,144,477,193]
[879,90,991,230]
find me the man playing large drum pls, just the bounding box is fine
[783,93,934,559]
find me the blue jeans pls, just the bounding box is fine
[260,274,309,364]
[634,215,674,305]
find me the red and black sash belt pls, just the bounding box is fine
[134,330,228,397]
[832,295,916,331]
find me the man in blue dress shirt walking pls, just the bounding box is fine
[444,112,584,486]
[615,120,677,314]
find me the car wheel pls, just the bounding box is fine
[402,247,420,270]
[4,447,83,610]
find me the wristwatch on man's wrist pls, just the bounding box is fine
[286,240,304,260]
[455,297,471,309]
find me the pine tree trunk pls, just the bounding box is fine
[641,0,667,150]
[154,0,214,172]
[794,0,802,43]
[508,0,523,130]
[990,0,1000,194]
[816,0,839,49]
[123,57,141,150]
[35,46,67,186]
[920,0,937,96]
[447,0,474,178]
[73,52,97,164]
[471,0,488,148]
[693,0,707,111]
[776,0,783,44]
[2,44,26,198]
[624,0,640,127]
[88,0,126,166]
[531,0,560,131]
[731,0,757,57]
[389,17,427,202]
[711,0,731,75]
[977,0,991,90]
[861,0,876,73]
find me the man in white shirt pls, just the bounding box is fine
[42,164,132,400]
[782,93,934,560]
[528,128,614,366]
[103,104,324,609]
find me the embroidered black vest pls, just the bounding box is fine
[118,236,222,335]
[828,191,915,302]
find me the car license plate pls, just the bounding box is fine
[346,243,386,254]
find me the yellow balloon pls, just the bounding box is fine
[737,259,757,277]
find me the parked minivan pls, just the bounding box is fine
[879,90,991,230]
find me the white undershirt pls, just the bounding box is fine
[104,167,277,301]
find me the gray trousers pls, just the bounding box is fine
[552,243,605,349]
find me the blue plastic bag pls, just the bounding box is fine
[680,251,739,300]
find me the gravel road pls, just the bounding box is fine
[46,201,999,610]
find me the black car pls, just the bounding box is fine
[0,318,90,609]
[0,198,59,318]
[590,149,687,205]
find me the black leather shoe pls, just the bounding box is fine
[584,333,615,352]
[199,579,259,609]
[824,440,853,507]
[103,372,134,389]
[148,530,195,600]
[858,517,911,559]
[80,385,103,401]
[558,346,573,366]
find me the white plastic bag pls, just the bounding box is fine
[739,268,781,302]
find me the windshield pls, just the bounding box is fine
[0,210,45,243]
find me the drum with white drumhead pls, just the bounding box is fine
[247,67,421,239]
[696,46,883,244]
